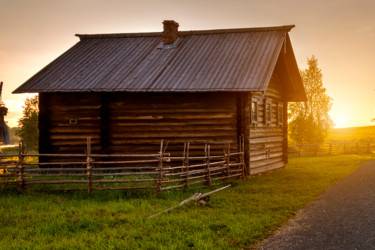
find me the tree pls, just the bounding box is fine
[289,56,332,150]
[17,96,38,151]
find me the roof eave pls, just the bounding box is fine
[76,25,295,40]
[13,88,268,94]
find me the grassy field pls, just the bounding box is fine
[327,125,375,141]
[0,155,372,249]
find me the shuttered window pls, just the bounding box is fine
[277,103,283,127]
[251,101,258,126]
[264,99,272,126]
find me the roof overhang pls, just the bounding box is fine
[13,24,305,101]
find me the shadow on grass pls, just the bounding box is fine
[0,181,240,202]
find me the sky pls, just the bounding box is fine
[1,0,374,128]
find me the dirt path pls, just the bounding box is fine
[260,160,375,250]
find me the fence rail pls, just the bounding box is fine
[289,140,375,157]
[0,138,245,193]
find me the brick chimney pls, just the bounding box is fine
[162,20,179,45]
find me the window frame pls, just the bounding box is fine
[251,100,258,126]
[264,99,272,126]
[277,102,284,127]
[69,118,78,125]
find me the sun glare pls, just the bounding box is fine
[332,114,349,128]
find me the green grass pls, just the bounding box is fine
[0,155,372,249]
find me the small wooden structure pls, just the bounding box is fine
[0,82,9,145]
[13,20,306,175]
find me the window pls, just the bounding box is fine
[265,99,272,126]
[69,118,78,125]
[277,103,284,127]
[251,101,258,126]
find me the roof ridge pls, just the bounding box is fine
[76,25,295,40]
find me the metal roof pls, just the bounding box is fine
[13,25,304,100]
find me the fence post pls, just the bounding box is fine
[225,143,231,177]
[205,144,212,186]
[156,140,164,193]
[367,142,371,154]
[86,137,93,194]
[240,136,245,178]
[183,142,190,188]
[17,141,25,191]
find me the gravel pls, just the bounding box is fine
[260,160,375,250]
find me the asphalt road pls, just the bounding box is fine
[260,160,375,250]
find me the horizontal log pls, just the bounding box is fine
[90,153,160,158]
[28,153,86,157]
[25,162,86,166]
[250,162,284,175]
[50,141,101,146]
[250,148,282,155]
[92,159,159,164]
[110,132,236,139]
[25,173,88,177]
[110,108,236,114]
[92,166,157,171]
[212,173,242,181]
[92,178,155,183]
[110,127,236,132]
[250,152,283,162]
[110,139,235,145]
[168,155,224,161]
[93,185,152,191]
[250,158,284,169]
[51,105,101,111]
[26,179,88,184]
[24,168,87,172]
[0,154,19,158]
[0,174,17,178]
[50,135,100,140]
[110,121,235,126]
[112,114,236,120]
[250,136,284,144]
[49,129,101,134]
[92,172,158,176]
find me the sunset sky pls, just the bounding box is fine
[1,0,374,128]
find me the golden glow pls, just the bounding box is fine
[331,113,349,128]
[1,0,375,128]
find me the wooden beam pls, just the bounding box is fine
[39,93,50,158]
[100,93,110,153]
[282,101,288,163]
[236,93,250,175]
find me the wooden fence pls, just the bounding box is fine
[0,138,245,192]
[289,140,375,157]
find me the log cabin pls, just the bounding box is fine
[13,20,306,175]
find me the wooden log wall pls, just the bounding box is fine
[107,93,239,156]
[40,93,239,157]
[39,83,288,175]
[248,71,286,175]
[40,93,102,154]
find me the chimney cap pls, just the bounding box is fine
[161,20,179,45]
[163,20,179,26]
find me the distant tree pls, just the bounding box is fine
[289,56,332,150]
[17,96,38,151]
[8,127,20,145]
